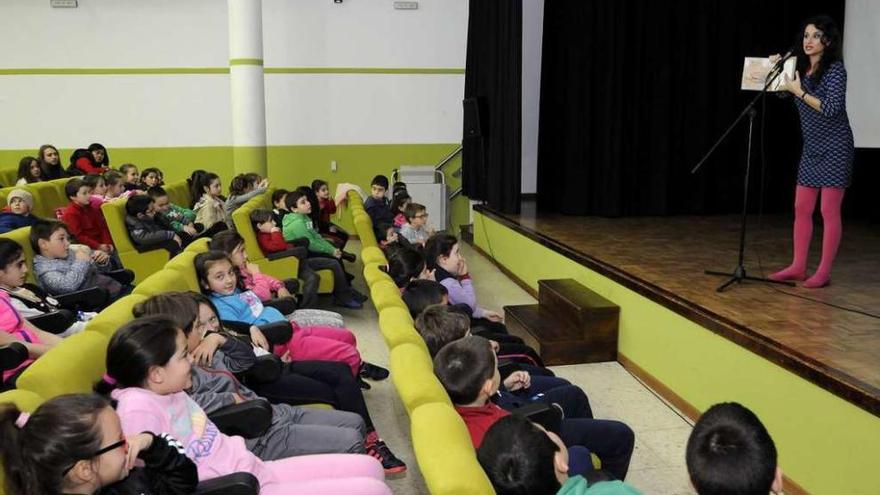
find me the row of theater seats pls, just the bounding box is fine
[346,191,497,494]
[0,189,339,410]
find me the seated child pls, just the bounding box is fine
[282,191,366,309]
[88,143,110,171]
[195,251,388,383]
[191,172,229,231]
[226,173,269,223]
[0,238,93,337]
[31,219,131,305]
[82,173,108,203]
[271,188,290,226]
[425,233,507,330]
[124,194,183,256]
[140,167,163,189]
[390,191,411,229]
[363,175,395,238]
[134,292,407,473]
[686,402,784,495]
[149,185,197,235]
[311,179,350,248]
[479,415,642,495]
[0,393,200,494]
[406,280,544,368]
[119,163,143,191]
[102,170,137,201]
[16,155,43,186]
[0,190,39,234]
[430,325,634,480]
[0,273,62,390]
[60,178,115,255]
[399,202,431,246]
[96,316,393,495]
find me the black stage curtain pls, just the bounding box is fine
[537,0,847,217]
[463,0,522,214]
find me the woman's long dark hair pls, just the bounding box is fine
[795,15,843,83]
[0,394,110,495]
[87,143,109,168]
[16,156,41,184]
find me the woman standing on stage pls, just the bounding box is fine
[769,15,853,289]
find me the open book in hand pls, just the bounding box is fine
[741,57,796,92]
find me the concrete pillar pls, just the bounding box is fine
[228,0,267,176]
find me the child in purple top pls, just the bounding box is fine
[97,315,391,495]
[424,233,504,322]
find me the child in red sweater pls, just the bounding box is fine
[59,178,115,256]
[251,208,309,254]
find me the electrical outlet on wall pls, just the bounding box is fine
[330,160,337,173]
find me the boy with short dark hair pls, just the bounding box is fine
[478,415,641,495]
[399,202,431,246]
[59,178,115,255]
[148,186,197,234]
[686,402,784,495]
[364,175,395,238]
[125,195,183,256]
[30,219,131,306]
[432,329,635,480]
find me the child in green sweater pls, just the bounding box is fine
[282,190,367,309]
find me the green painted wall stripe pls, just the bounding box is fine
[0,67,229,75]
[0,67,463,76]
[229,58,264,66]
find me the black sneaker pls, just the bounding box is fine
[360,362,390,381]
[367,438,407,475]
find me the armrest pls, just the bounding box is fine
[28,310,77,335]
[55,287,110,312]
[258,320,293,345]
[207,400,272,439]
[105,269,135,286]
[497,360,523,381]
[262,297,297,317]
[511,402,564,434]
[0,342,29,372]
[194,472,260,495]
[265,246,308,261]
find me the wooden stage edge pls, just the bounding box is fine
[470,205,878,418]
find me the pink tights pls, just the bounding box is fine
[769,185,845,288]
[262,453,390,495]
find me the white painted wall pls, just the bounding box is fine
[0,0,231,149]
[844,0,880,148]
[0,0,467,151]
[263,0,467,146]
[521,0,544,194]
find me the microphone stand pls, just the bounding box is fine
[691,56,796,293]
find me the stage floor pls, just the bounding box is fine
[476,203,879,415]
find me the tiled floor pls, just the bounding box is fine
[340,241,696,494]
